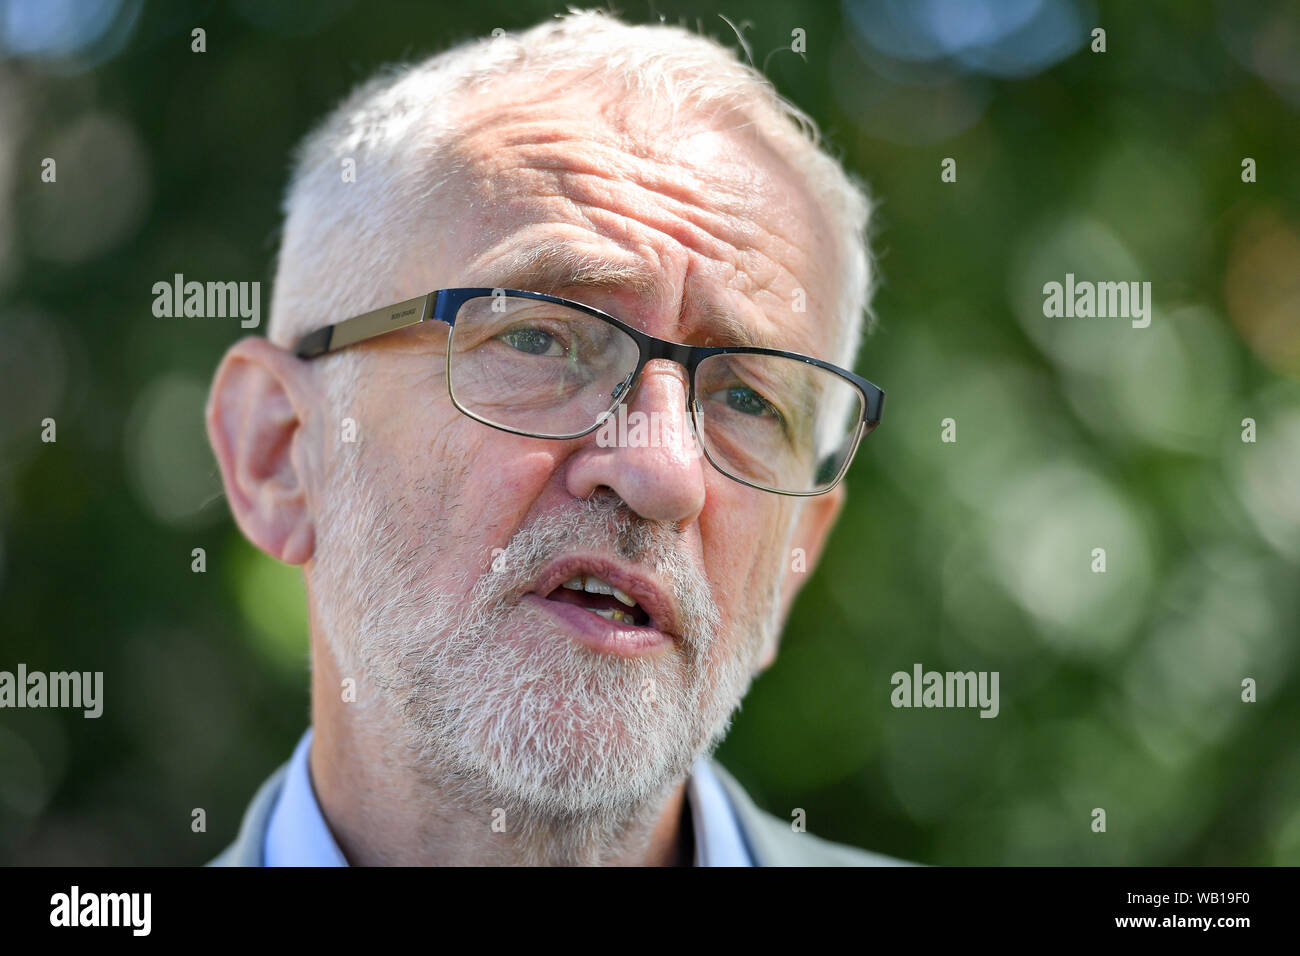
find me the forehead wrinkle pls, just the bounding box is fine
[455,92,759,206]
[510,132,756,216]
[454,114,801,285]
[499,160,762,281]
[540,167,826,332]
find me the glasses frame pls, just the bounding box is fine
[294,287,885,496]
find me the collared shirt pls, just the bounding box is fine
[264,727,753,866]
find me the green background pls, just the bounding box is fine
[1,0,1297,864]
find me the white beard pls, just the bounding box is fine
[310,449,784,860]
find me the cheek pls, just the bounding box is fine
[456,441,563,551]
[396,415,565,577]
[700,484,795,621]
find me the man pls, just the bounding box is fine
[206,9,894,866]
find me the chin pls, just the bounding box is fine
[387,612,737,816]
[404,665,700,817]
[474,703,695,814]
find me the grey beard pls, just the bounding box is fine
[311,455,783,863]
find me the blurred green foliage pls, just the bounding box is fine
[0,0,1297,864]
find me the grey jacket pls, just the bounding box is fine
[208,759,908,867]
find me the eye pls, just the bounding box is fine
[708,385,782,420]
[500,327,562,356]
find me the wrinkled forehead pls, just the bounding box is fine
[424,80,840,352]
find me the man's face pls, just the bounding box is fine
[306,84,844,818]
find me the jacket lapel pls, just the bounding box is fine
[206,762,289,866]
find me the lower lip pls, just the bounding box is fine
[523,593,676,658]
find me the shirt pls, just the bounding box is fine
[263,727,753,866]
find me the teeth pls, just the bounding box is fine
[556,573,641,615]
[583,576,614,596]
[561,575,639,609]
[587,607,636,624]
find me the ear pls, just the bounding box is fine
[756,482,846,672]
[206,336,317,565]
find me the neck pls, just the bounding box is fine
[307,634,693,866]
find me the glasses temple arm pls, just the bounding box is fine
[293,292,438,358]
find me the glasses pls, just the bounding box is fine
[294,288,884,496]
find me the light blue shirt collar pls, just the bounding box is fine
[264,727,752,866]
[263,728,347,867]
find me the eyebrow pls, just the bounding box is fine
[480,240,794,352]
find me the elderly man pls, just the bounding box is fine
[206,10,890,866]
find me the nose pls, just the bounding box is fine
[564,360,707,525]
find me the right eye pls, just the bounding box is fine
[499,327,563,356]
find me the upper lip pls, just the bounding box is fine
[532,553,683,639]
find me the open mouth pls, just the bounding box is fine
[543,574,652,628]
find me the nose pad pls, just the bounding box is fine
[610,371,635,404]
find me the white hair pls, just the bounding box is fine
[267,7,875,390]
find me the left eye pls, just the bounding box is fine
[500,327,562,356]
[706,385,782,420]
